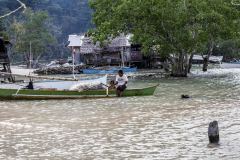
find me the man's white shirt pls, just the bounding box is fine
[116,74,128,86]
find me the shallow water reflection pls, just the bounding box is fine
[1,68,240,159]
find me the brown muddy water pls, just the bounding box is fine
[1,68,240,160]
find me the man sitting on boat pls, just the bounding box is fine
[25,80,34,90]
[115,70,128,97]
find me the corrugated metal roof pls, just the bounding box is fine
[68,35,84,47]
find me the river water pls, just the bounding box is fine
[1,68,240,160]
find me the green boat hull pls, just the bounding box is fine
[0,85,158,100]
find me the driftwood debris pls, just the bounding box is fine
[34,65,86,75]
[208,121,219,144]
[181,94,190,99]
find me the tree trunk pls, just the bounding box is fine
[202,57,208,72]
[171,66,188,77]
[188,53,194,73]
[33,53,42,69]
[171,52,189,77]
[25,52,31,68]
[202,41,214,72]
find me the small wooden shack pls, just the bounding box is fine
[80,36,102,65]
[192,55,223,64]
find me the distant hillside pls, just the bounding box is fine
[0,0,93,39]
[0,0,93,61]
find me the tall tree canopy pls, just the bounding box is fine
[0,0,93,62]
[0,20,8,39]
[0,0,92,38]
[9,9,55,67]
[90,0,240,76]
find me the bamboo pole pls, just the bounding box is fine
[29,41,32,72]
[72,47,76,79]
[0,72,79,81]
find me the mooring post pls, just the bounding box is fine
[208,121,219,144]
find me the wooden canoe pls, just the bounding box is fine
[0,85,158,100]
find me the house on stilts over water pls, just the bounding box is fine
[67,34,145,67]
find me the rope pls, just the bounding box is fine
[0,0,27,19]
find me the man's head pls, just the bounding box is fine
[118,70,123,76]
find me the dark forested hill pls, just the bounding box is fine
[0,0,92,61]
[0,0,92,39]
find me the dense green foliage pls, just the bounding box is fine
[0,20,8,39]
[90,0,240,76]
[1,0,240,73]
[214,39,240,61]
[0,0,92,37]
[0,0,92,63]
[9,9,55,67]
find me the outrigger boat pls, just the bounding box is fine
[0,72,158,100]
[82,67,137,74]
[0,85,157,100]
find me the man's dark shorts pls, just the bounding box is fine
[117,85,127,92]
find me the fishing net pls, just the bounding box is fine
[69,75,107,91]
[70,81,105,91]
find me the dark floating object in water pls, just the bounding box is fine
[208,121,220,144]
[181,95,190,99]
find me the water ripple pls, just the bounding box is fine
[1,68,240,159]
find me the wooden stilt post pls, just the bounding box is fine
[208,121,219,144]
[121,46,125,67]
[72,47,76,79]
[0,37,14,82]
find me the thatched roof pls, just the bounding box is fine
[68,34,132,54]
[80,37,102,54]
[105,34,132,52]
[108,34,132,48]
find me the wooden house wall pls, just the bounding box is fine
[72,47,81,64]
[130,45,142,62]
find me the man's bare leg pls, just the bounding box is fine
[116,90,121,97]
[119,91,123,97]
